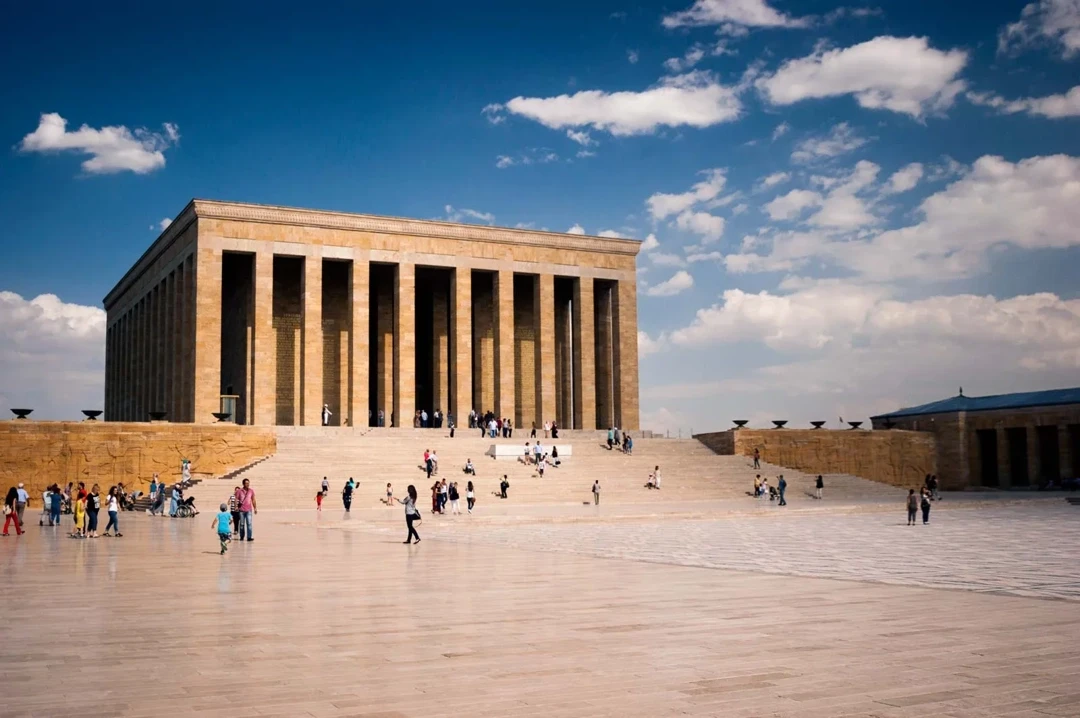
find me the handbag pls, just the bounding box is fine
[3,505,10,516]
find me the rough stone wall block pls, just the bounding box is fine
[301,256,324,426]
[394,262,416,426]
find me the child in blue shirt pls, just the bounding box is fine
[213,503,232,555]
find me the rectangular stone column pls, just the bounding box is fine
[573,277,596,430]
[165,272,175,421]
[302,256,323,426]
[393,262,416,427]
[613,279,640,431]
[534,274,557,428]
[432,280,450,415]
[251,251,276,425]
[182,256,195,422]
[595,283,614,428]
[136,296,145,420]
[494,270,516,420]
[349,259,370,427]
[451,267,472,428]
[193,248,223,423]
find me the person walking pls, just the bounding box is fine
[921,488,932,525]
[385,483,393,505]
[753,448,761,470]
[930,474,941,501]
[907,489,919,526]
[149,476,159,505]
[466,480,475,513]
[396,485,421,544]
[169,484,181,517]
[607,427,614,450]
[48,485,62,527]
[499,475,510,499]
[85,485,101,538]
[439,479,449,513]
[777,475,787,506]
[103,486,122,536]
[15,483,28,524]
[235,479,257,541]
[592,480,601,505]
[214,503,232,554]
[321,476,329,494]
[3,486,24,536]
[228,488,241,535]
[342,479,353,512]
[449,482,461,515]
[815,475,824,500]
[315,490,324,512]
[70,490,86,538]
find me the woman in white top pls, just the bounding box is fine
[395,485,421,544]
[103,486,122,537]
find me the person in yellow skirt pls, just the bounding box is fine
[69,490,86,538]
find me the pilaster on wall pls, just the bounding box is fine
[494,270,516,420]
[301,256,323,426]
[573,277,596,431]
[451,268,473,427]
[534,273,557,427]
[349,259,370,427]
[613,279,640,431]
[193,247,223,423]
[253,251,276,425]
[394,262,416,427]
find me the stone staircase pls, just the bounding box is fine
[185,427,903,510]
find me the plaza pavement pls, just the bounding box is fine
[1,496,1079,717]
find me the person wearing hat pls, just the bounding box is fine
[15,483,29,524]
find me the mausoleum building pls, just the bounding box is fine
[103,200,641,429]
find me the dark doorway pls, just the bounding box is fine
[1006,428,1029,487]
[1071,425,1080,479]
[1036,425,1060,484]
[220,252,254,424]
[977,429,999,487]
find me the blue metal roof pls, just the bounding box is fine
[872,387,1080,419]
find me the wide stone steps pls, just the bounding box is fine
[186,433,902,510]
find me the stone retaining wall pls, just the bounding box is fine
[695,428,937,489]
[0,421,276,496]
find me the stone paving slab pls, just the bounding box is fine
[2,504,1079,717]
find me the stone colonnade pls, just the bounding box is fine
[106,251,639,430]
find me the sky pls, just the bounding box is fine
[1,0,1079,433]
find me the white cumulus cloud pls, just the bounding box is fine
[764,189,823,220]
[567,224,586,235]
[444,205,495,225]
[0,291,106,420]
[646,270,695,297]
[675,211,726,241]
[662,0,809,29]
[999,0,1080,59]
[500,72,742,136]
[791,122,867,163]
[757,36,968,118]
[646,169,728,219]
[884,162,924,194]
[18,112,179,175]
[968,86,1080,119]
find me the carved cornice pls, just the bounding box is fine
[191,199,643,256]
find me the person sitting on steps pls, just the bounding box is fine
[463,459,475,475]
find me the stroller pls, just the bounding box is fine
[174,495,199,518]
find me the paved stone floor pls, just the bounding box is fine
[2,501,1080,717]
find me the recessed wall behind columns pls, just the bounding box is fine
[514,274,537,428]
[594,280,616,429]
[0,421,275,497]
[273,257,303,425]
[472,271,495,415]
[369,263,395,426]
[219,252,254,424]
[554,277,574,428]
[321,260,351,426]
[695,429,937,490]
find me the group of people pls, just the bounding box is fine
[429,479,475,514]
[414,409,448,428]
[3,482,125,538]
[471,411,514,439]
[751,474,789,505]
[907,487,934,525]
[422,449,440,478]
[606,427,632,453]
[520,441,561,476]
[211,479,258,551]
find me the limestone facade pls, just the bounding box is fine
[103,200,642,428]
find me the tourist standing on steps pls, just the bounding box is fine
[449,482,461,515]
[235,479,257,541]
[322,403,332,426]
[815,475,824,500]
[907,490,918,525]
[342,478,353,512]
[920,488,932,525]
[466,480,475,513]
[3,486,24,536]
[531,422,537,439]
[104,486,122,536]
[397,485,421,544]
[753,448,761,469]
[85,485,101,538]
[592,480,601,505]
[778,475,787,506]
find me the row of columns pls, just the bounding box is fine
[207,252,636,429]
[105,254,195,422]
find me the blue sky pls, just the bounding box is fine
[2,0,1079,430]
